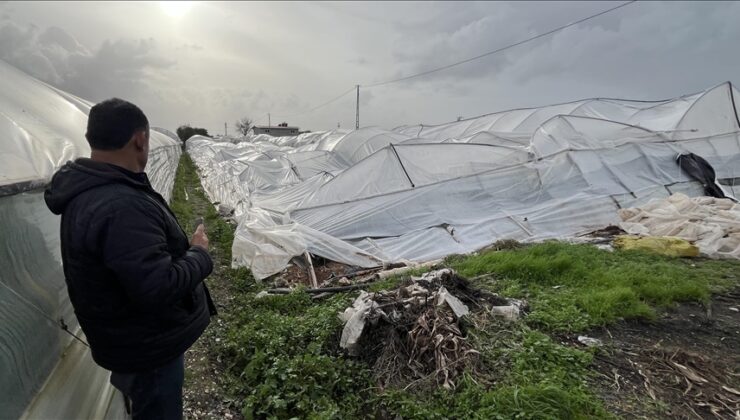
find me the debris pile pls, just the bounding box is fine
[338,269,526,390]
[618,193,740,259]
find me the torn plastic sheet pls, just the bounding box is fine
[186,82,740,280]
[677,153,732,199]
[338,291,375,354]
[232,212,382,280]
[436,286,469,319]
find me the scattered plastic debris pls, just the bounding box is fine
[435,286,469,319]
[595,244,614,252]
[577,336,604,348]
[339,291,376,354]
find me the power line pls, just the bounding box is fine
[272,86,356,119]
[241,1,638,125]
[364,0,638,88]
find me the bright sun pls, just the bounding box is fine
[160,1,196,18]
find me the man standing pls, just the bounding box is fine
[45,98,216,419]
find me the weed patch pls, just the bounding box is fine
[449,242,739,332]
[370,326,608,419]
[222,291,372,419]
[172,153,235,265]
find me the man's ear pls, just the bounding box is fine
[133,130,147,150]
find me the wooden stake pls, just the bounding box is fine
[304,251,319,289]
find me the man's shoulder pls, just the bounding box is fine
[73,183,161,216]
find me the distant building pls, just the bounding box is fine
[252,122,299,137]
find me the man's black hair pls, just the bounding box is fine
[86,98,149,150]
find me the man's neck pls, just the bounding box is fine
[90,150,143,173]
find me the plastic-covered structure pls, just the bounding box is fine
[0,59,182,419]
[187,82,740,280]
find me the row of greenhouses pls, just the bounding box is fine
[187,82,740,279]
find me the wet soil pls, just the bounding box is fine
[586,291,740,419]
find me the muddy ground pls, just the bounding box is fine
[587,290,740,419]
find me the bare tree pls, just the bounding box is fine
[235,117,253,136]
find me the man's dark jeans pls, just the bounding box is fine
[110,354,184,420]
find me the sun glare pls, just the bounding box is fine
[160,1,195,19]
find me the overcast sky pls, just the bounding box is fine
[1,1,738,134]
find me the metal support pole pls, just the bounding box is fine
[224,122,227,136]
[355,85,360,130]
[268,113,271,127]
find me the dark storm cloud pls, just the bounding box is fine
[372,1,740,99]
[0,22,174,103]
[64,38,175,101]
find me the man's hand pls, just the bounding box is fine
[191,224,209,251]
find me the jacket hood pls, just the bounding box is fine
[44,158,150,215]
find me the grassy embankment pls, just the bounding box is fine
[171,153,739,419]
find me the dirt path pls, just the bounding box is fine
[172,154,244,420]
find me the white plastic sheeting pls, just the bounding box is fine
[0,59,181,419]
[0,58,180,201]
[187,82,740,280]
[619,193,740,259]
[0,59,90,193]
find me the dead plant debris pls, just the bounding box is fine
[338,268,526,392]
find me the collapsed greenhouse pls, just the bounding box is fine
[187,82,740,280]
[0,60,181,419]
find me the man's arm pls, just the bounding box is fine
[101,198,213,310]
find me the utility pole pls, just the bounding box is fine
[268,113,271,128]
[224,122,227,136]
[355,85,360,130]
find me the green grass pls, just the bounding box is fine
[171,153,236,265]
[370,322,609,420]
[171,155,740,419]
[448,242,738,332]
[221,291,371,420]
[170,153,195,228]
[219,288,610,419]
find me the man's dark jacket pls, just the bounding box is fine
[44,158,216,373]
